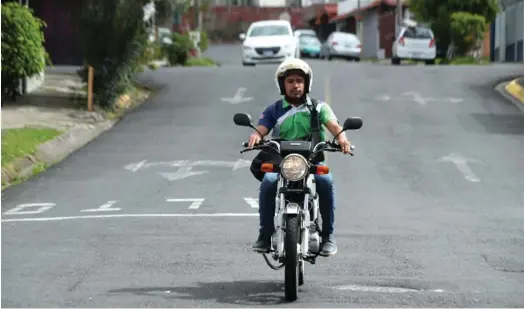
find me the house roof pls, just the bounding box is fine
[329,0,407,23]
[303,3,338,22]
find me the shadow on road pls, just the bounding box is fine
[108,280,298,306]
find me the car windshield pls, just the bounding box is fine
[300,35,320,45]
[249,25,290,37]
[404,26,433,39]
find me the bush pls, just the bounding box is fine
[450,12,487,57]
[76,0,150,109]
[198,31,209,53]
[165,32,194,66]
[1,2,50,98]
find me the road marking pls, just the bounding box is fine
[220,87,254,104]
[81,201,121,212]
[159,166,209,181]
[331,284,445,293]
[402,91,427,106]
[244,197,259,209]
[1,213,259,223]
[376,93,463,104]
[324,76,331,106]
[3,203,55,215]
[166,198,205,209]
[437,152,481,182]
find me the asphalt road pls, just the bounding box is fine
[3,44,524,307]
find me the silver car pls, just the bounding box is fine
[320,32,362,61]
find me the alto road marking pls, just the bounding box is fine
[3,203,56,215]
[244,197,259,209]
[81,201,121,212]
[166,198,205,209]
[1,213,259,223]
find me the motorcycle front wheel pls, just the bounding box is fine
[284,214,299,301]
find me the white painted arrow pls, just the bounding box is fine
[437,152,482,182]
[220,87,254,104]
[124,159,251,172]
[158,166,209,181]
[375,93,464,105]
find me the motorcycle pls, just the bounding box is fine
[233,112,363,302]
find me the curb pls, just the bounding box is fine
[495,77,524,114]
[1,86,153,189]
[1,120,118,186]
[504,77,524,104]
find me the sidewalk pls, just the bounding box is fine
[1,69,150,189]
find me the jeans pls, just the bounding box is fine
[258,169,335,237]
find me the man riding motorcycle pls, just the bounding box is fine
[247,58,353,257]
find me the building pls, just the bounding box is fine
[492,0,524,62]
[329,0,409,58]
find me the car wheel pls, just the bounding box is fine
[425,59,435,65]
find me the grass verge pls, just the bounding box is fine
[1,127,62,167]
[185,57,217,67]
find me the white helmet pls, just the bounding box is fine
[275,58,313,95]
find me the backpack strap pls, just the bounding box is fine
[307,97,325,163]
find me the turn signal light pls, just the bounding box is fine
[261,163,274,172]
[315,165,330,175]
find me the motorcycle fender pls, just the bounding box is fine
[284,203,299,214]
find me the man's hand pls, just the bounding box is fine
[247,132,262,149]
[336,135,352,155]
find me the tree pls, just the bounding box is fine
[450,12,488,58]
[1,2,50,100]
[408,0,499,57]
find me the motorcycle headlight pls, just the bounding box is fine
[281,154,308,182]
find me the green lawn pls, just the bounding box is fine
[2,127,62,167]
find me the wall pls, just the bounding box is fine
[494,0,524,62]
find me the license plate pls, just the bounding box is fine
[412,52,421,57]
[263,50,273,56]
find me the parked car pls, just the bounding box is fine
[298,35,322,58]
[294,29,317,39]
[320,31,362,61]
[239,20,300,66]
[391,20,436,65]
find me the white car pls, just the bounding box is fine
[320,31,362,61]
[240,20,299,66]
[391,20,436,65]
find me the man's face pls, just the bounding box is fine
[284,73,305,99]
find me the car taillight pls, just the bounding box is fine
[429,38,435,47]
[332,41,338,46]
[399,36,405,46]
[357,44,362,48]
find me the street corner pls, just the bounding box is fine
[495,76,524,113]
[504,77,524,104]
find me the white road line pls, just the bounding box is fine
[244,197,259,209]
[1,213,259,223]
[331,285,445,293]
[81,201,121,212]
[3,203,56,215]
[166,198,205,209]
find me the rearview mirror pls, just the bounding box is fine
[342,117,363,131]
[233,113,254,128]
[239,33,246,40]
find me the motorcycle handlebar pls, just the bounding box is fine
[240,140,355,155]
